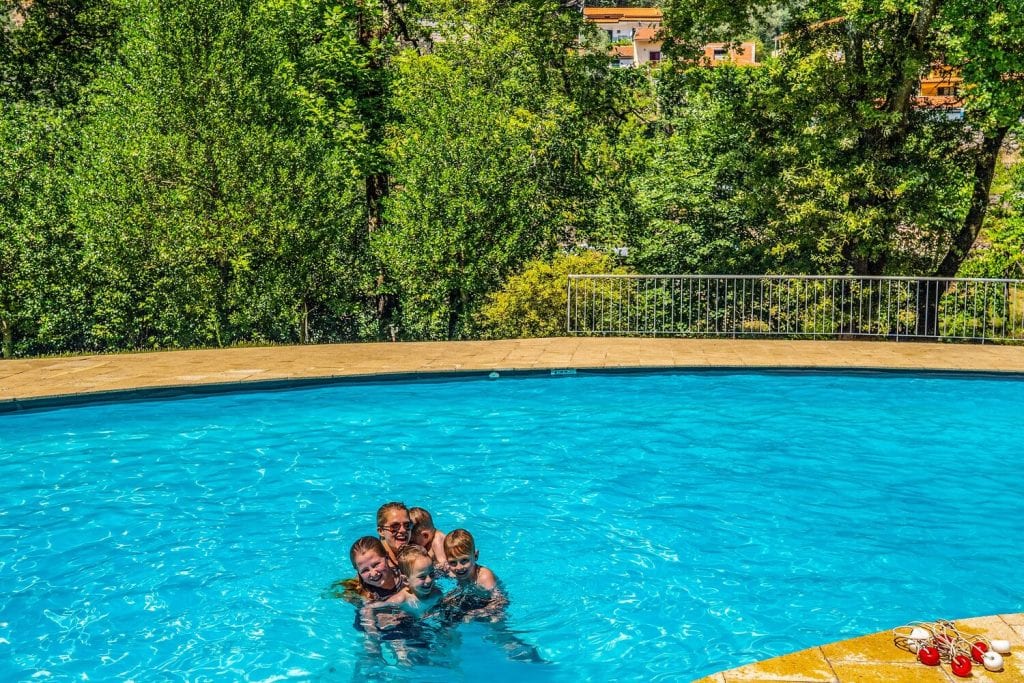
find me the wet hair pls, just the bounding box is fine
[376,501,410,529]
[409,507,435,533]
[349,536,389,568]
[443,528,477,558]
[339,536,394,603]
[396,544,432,577]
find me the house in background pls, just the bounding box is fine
[582,7,756,68]
[914,65,964,119]
[702,42,756,66]
[773,20,964,119]
[582,7,663,66]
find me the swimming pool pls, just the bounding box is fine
[1,370,1022,682]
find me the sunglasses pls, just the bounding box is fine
[380,522,413,534]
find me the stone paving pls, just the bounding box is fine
[696,614,1024,683]
[4,337,1024,407]
[2,337,1023,681]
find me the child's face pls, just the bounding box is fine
[404,555,435,598]
[353,549,393,589]
[413,527,434,550]
[379,509,412,551]
[448,550,478,582]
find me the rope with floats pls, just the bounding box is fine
[892,619,1012,677]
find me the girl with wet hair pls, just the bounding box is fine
[335,536,404,604]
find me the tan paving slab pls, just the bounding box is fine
[821,630,912,664]
[707,616,1024,683]
[693,674,727,683]
[826,661,953,682]
[720,647,837,681]
[3,338,1024,406]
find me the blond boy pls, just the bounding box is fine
[444,528,497,591]
[380,544,443,619]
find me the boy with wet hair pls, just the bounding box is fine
[379,544,443,618]
[443,528,497,591]
[409,506,449,574]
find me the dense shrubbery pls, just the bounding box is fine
[478,251,631,338]
[2,0,1022,356]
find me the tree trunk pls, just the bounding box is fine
[356,1,398,340]
[935,126,1009,278]
[1,316,12,359]
[299,299,309,344]
[367,171,397,337]
[914,126,1009,337]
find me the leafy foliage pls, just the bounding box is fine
[2,0,1023,356]
[69,0,371,349]
[478,251,630,338]
[375,0,628,339]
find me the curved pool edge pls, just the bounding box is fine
[4,337,1024,411]
[694,612,1024,682]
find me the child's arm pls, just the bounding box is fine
[463,578,508,622]
[432,530,450,573]
[365,592,409,627]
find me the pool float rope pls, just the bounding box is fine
[893,619,1009,676]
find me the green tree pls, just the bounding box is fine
[375,0,624,339]
[0,104,86,357]
[658,0,1024,279]
[70,0,370,349]
[1,0,120,106]
[1,0,120,357]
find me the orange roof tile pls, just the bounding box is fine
[634,27,660,42]
[611,45,634,58]
[582,7,662,22]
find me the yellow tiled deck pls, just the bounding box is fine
[696,614,1024,683]
[2,337,1023,681]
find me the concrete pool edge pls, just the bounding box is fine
[4,337,1024,411]
[694,613,1024,682]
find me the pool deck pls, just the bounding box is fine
[4,337,1024,406]
[695,614,1024,683]
[2,337,1023,681]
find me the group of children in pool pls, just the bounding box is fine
[341,501,503,627]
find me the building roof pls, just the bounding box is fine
[634,27,660,42]
[582,7,662,23]
[611,45,634,58]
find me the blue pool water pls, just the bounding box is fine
[2,370,1023,682]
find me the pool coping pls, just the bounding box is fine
[4,337,1024,412]
[3,337,1023,681]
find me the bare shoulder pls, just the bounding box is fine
[476,565,498,591]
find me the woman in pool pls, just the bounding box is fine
[376,501,413,563]
[337,536,404,604]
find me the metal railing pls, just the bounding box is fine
[567,275,1024,343]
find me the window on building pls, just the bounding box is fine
[649,51,661,62]
[713,47,728,60]
[937,85,960,96]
